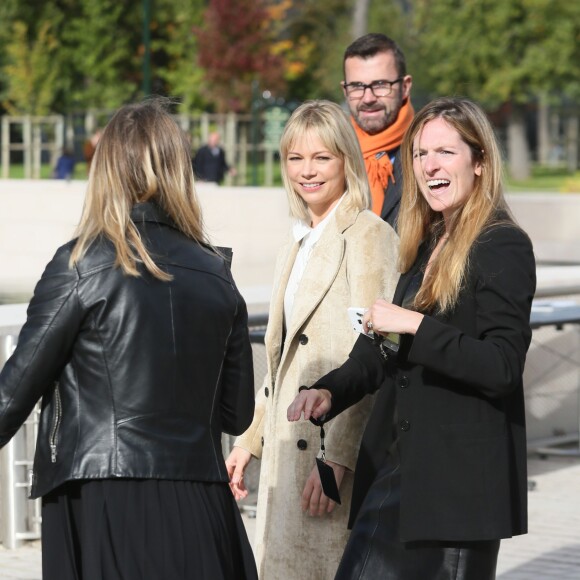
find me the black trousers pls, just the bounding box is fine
[336,461,500,580]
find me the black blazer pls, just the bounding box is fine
[0,202,255,498]
[315,222,536,542]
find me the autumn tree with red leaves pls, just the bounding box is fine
[195,0,286,113]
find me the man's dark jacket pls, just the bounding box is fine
[380,149,403,231]
[193,145,229,183]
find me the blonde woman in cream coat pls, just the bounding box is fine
[226,101,399,580]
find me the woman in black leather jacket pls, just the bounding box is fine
[0,99,257,580]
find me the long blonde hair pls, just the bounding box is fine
[70,98,208,280]
[399,97,513,313]
[279,100,371,220]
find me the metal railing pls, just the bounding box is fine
[0,334,42,548]
[535,285,580,299]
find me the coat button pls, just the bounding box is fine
[400,420,410,432]
[398,376,409,388]
[297,439,308,450]
[299,334,309,345]
[261,437,264,447]
[265,387,269,397]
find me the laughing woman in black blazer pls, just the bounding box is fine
[288,97,536,580]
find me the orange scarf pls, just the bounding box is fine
[351,99,414,215]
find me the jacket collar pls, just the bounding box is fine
[333,199,361,235]
[130,201,178,230]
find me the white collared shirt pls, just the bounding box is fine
[284,195,345,327]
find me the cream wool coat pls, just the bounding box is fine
[235,202,399,580]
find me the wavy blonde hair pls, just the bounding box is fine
[70,98,208,281]
[399,97,513,313]
[279,100,371,220]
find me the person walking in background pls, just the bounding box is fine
[193,131,235,184]
[53,147,76,180]
[288,97,536,579]
[342,33,414,229]
[82,128,101,175]
[0,99,257,580]
[226,100,400,579]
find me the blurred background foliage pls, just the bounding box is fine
[0,0,578,181]
[1,0,576,115]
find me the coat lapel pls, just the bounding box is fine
[285,234,345,344]
[265,240,299,379]
[283,203,358,350]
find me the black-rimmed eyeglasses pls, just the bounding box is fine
[342,78,403,99]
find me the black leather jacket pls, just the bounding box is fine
[0,202,255,499]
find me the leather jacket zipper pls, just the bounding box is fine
[49,383,62,463]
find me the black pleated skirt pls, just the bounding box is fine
[41,479,258,580]
[335,458,500,580]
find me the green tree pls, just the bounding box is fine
[284,0,351,101]
[0,0,139,113]
[0,0,210,114]
[150,0,207,113]
[2,20,60,115]
[58,0,139,111]
[413,0,580,179]
[0,1,64,114]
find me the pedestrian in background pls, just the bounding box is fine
[53,147,76,180]
[82,128,101,175]
[0,99,257,580]
[193,131,236,184]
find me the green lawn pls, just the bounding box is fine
[506,166,580,193]
[7,163,88,180]
[242,160,283,186]
[5,163,579,192]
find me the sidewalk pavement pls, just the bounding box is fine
[0,455,578,579]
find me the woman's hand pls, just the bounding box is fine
[225,446,253,501]
[301,460,346,516]
[287,388,332,422]
[364,298,424,337]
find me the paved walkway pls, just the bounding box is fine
[0,454,578,579]
[496,454,580,579]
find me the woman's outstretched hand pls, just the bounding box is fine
[287,388,332,422]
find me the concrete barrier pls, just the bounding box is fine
[0,179,292,307]
[506,193,580,265]
[2,179,580,303]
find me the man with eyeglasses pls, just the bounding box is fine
[342,33,413,229]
